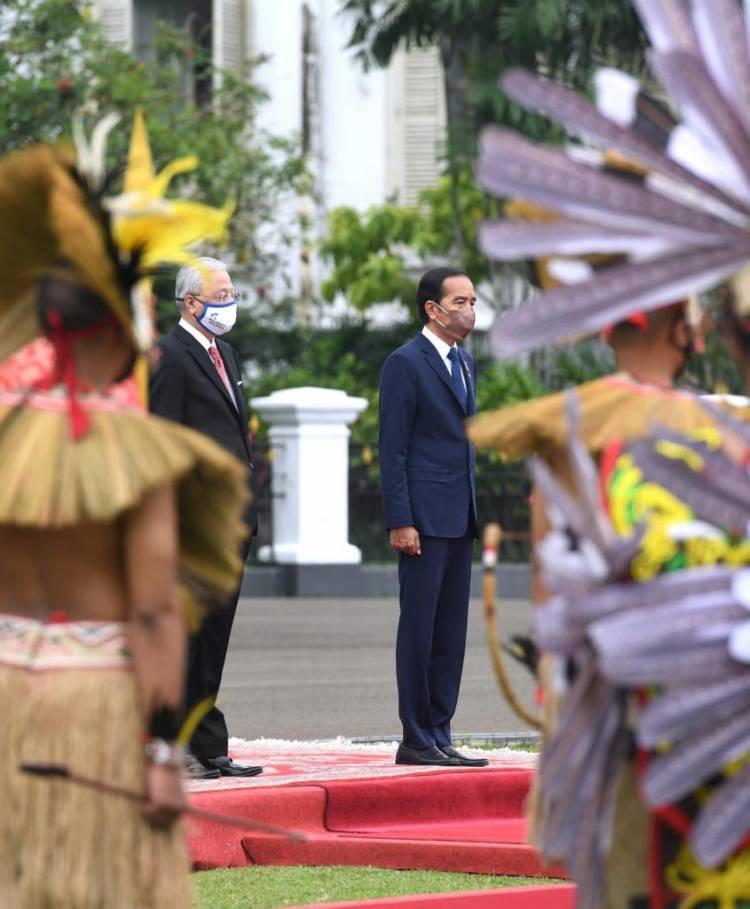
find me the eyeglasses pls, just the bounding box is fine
[176,291,244,305]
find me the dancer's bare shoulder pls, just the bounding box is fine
[0,484,177,622]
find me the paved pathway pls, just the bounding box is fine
[219,597,537,741]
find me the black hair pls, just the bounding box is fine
[36,273,113,335]
[416,267,468,325]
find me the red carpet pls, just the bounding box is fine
[322,767,531,829]
[187,742,571,907]
[187,743,564,880]
[188,738,537,792]
[289,884,576,909]
[235,770,560,876]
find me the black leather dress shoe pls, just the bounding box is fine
[185,753,220,780]
[439,745,489,767]
[201,755,263,777]
[395,744,461,766]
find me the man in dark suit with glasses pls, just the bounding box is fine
[150,256,260,779]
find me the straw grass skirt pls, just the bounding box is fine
[0,616,192,908]
[604,760,650,909]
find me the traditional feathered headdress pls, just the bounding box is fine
[0,110,233,363]
[0,114,249,624]
[503,197,702,346]
[478,0,750,358]
[529,393,750,907]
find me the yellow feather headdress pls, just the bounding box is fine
[0,110,233,362]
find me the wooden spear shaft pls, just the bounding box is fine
[20,762,306,841]
[482,523,543,731]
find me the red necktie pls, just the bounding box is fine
[208,344,236,408]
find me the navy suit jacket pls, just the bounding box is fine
[149,325,257,534]
[378,331,478,539]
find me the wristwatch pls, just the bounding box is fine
[144,738,185,769]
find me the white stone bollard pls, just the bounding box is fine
[250,386,369,564]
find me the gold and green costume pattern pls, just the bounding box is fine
[606,427,750,582]
[604,427,750,909]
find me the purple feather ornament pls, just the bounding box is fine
[477,0,750,359]
[486,244,749,357]
[530,394,646,908]
[632,0,697,54]
[500,68,746,215]
[531,388,750,892]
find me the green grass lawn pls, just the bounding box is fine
[193,866,562,909]
[468,741,539,753]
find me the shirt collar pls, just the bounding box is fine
[421,325,456,360]
[179,317,213,351]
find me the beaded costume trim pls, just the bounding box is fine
[0,613,131,670]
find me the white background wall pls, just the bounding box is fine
[92,0,447,311]
[251,0,389,214]
[93,0,445,213]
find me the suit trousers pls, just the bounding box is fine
[396,531,474,750]
[186,542,250,760]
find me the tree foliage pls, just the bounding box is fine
[320,206,421,314]
[333,0,650,363]
[0,0,306,304]
[320,172,499,318]
[340,0,647,162]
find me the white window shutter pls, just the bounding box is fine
[213,0,245,74]
[93,0,134,50]
[402,46,446,204]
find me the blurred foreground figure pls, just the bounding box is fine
[466,0,750,904]
[0,115,247,907]
[471,299,709,602]
[530,305,750,908]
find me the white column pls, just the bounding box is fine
[249,0,304,137]
[315,0,388,211]
[250,386,368,564]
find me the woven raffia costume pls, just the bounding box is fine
[469,376,727,895]
[0,114,247,908]
[465,0,750,905]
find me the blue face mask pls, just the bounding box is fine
[196,299,237,336]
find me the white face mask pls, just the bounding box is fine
[196,299,237,336]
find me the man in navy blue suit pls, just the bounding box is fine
[379,267,488,767]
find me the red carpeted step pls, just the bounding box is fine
[288,884,576,909]
[189,767,564,879]
[342,817,526,843]
[243,830,552,876]
[322,769,531,830]
[188,786,327,869]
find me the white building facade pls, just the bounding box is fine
[91,0,447,215]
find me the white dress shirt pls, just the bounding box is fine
[179,317,236,406]
[421,325,465,389]
[179,317,212,350]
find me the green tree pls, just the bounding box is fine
[341,0,646,156]
[0,0,306,320]
[320,205,421,315]
[320,172,499,324]
[340,0,647,264]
